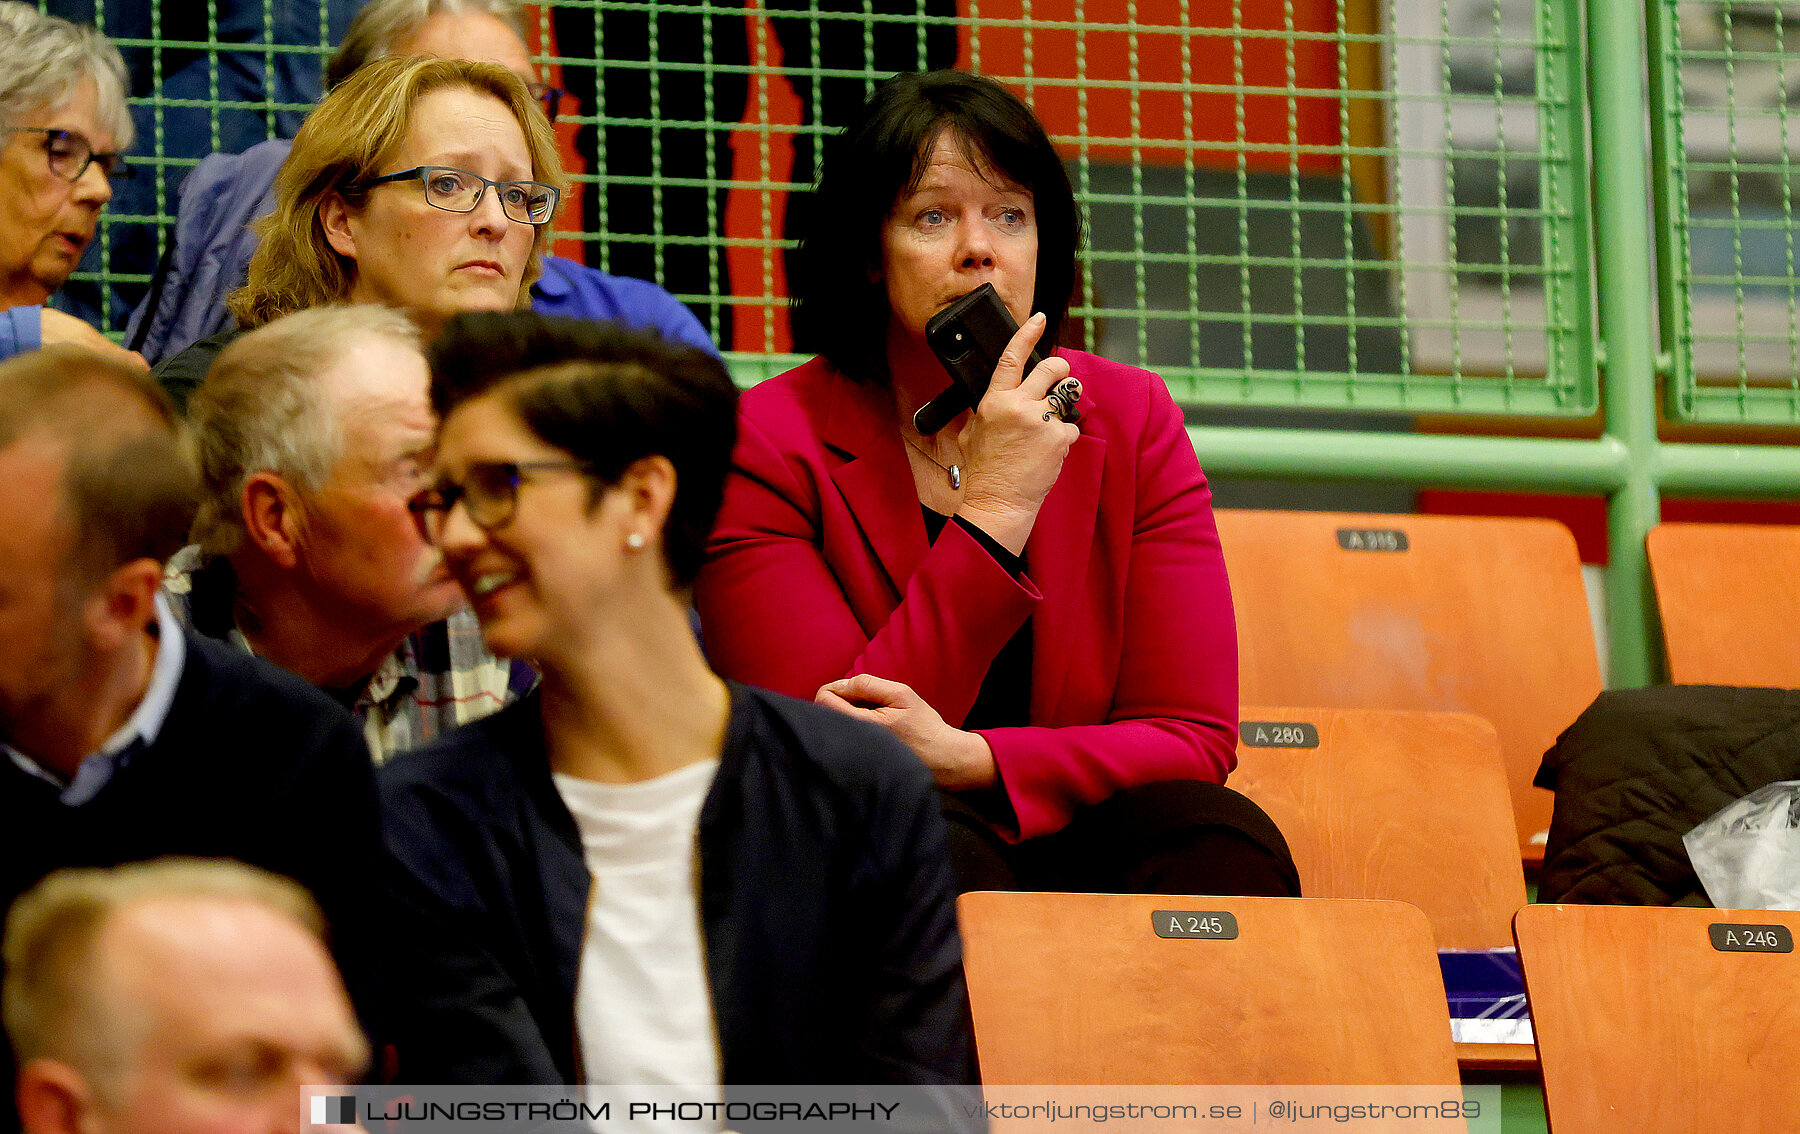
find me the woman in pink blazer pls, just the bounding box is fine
[694,71,1296,896]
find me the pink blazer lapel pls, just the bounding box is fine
[816,367,1108,718]
[1026,432,1106,721]
[822,377,931,598]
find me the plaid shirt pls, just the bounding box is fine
[163,545,529,764]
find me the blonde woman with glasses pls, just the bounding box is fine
[129,0,716,374]
[152,54,567,405]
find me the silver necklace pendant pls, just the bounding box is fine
[948,465,961,490]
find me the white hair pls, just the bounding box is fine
[0,1,133,149]
[188,304,423,558]
[327,0,530,89]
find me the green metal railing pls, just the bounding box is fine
[47,0,1800,685]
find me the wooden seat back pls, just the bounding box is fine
[1215,509,1603,863]
[1515,903,1800,1132]
[1647,521,1800,686]
[958,892,1460,1086]
[1230,706,1527,949]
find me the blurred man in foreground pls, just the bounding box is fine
[6,859,366,1134]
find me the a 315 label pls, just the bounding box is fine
[1336,527,1409,552]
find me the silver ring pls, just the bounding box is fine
[1043,377,1083,423]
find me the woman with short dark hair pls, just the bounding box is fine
[696,70,1297,897]
[380,312,974,1091]
[790,70,1082,388]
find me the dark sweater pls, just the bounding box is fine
[150,327,240,410]
[0,628,384,1020]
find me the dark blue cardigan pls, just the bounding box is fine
[376,682,974,1087]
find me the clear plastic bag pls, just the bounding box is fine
[1683,780,1800,910]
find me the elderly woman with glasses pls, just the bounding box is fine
[0,2,144,367]
[379,313,974,1098]
[151,53,568,405]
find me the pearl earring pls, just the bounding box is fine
[626,532,646,550]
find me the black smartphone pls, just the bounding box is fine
[912,283,1044,435]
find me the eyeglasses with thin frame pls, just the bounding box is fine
[1,127,132,182]
[526,82,571,121]
[408,460,593,545]
[363,166,560,226]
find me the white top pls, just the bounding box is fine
[555,760,723,1134]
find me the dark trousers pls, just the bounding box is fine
[943,780,1301,897]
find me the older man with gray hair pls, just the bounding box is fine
[6,859,367,1134]
[0,3,145,368]
[164,304,525,763]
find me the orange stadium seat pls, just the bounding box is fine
[1516,903,1800,1133]
[959,892,1461,1091]
[1647,521,1800,686]
[1215,509,1603,865]
[1229,706,1532,1069]
[1230,706,1525,949]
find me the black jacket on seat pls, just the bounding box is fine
[1537,684,1800,905]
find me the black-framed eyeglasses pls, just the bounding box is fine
[1,127,132,182]
[408,460,593,544]
[526,82,571,121]
[363,166,559,225]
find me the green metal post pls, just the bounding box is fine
[1588,0,1663,687]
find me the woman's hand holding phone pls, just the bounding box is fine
[954,312,1079,556]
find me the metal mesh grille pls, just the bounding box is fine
[55,0,1599,415]
[1653,0,1800,422]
